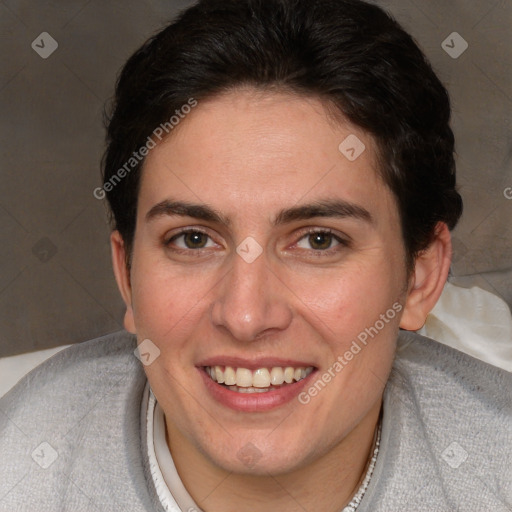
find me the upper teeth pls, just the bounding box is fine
[205,365,314,388]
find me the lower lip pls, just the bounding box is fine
[198,368,317,412]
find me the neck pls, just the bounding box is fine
[165,400,382,512]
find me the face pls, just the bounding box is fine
[117,89,411,475]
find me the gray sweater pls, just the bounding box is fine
[0,330,511,511]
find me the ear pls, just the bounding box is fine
[110,231,136,334]
[399,222,452,331]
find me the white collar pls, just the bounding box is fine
[145,387,202,512]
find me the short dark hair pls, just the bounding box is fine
[102,0,463,272]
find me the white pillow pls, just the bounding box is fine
[0,345,70,397]
[417,282,512,372]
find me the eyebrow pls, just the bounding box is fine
[273,199,373,225]
[145,198,373,226]
[146,200,230,225]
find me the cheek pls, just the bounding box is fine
[129,257,210,341]
[296,268,401,432]
[293,258,402,343]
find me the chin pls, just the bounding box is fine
[202,433,312,476]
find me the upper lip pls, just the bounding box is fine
[197,356,317,370]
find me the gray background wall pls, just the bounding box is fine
[0,0,511,357]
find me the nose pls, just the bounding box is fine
[210,250,293,343]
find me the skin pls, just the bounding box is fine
[111,89,452,512]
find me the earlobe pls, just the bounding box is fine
[399,222,452,331]
[110,231,136,334]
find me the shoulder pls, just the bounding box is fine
[365,331,512,511]
[390,330,512,458]
[0,331,155,511]
[392,329,512,409]
[1,330,140,413]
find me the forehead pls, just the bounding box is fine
[138,89,396,226]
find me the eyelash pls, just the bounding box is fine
[164,227,350,255]
[164,228,216,255]
[294,228,350,254]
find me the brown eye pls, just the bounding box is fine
[308,232,334,250]
[167,230,215,250]
[183,231,208,248]
[297,231,341,251]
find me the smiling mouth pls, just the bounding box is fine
[204,365,315,393]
